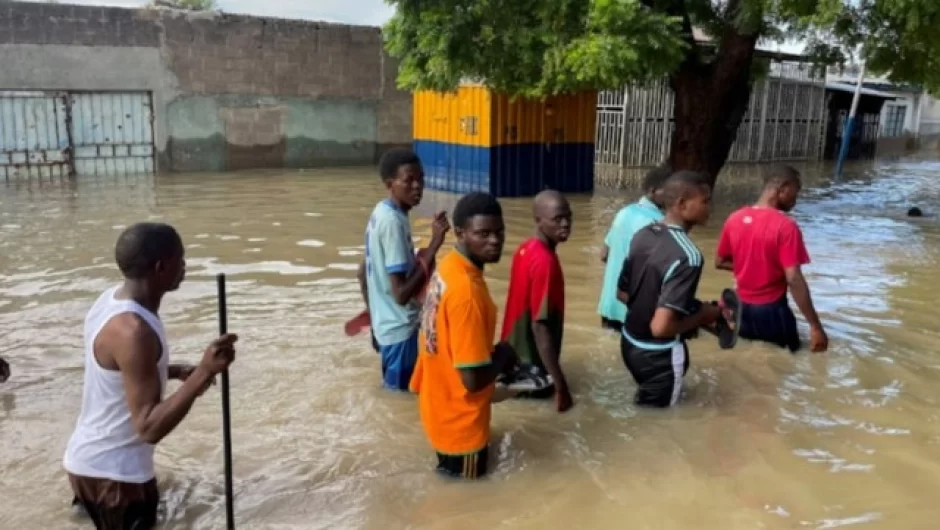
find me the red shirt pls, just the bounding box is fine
[716,206,810,305]
[500,238,565,370]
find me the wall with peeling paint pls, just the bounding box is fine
[0,2,412,173]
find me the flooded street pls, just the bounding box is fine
[2,159,940,530]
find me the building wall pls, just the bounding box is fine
[0,2,412,173]
[918,94,940,145]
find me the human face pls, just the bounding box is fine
[156,246,186,292]
[536,199,573,244]
[776,180,801,212]
[456,214,505,264]
[386,162,425,210]
[678,184,712,226]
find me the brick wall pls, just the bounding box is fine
[152,11,385,100]
[0,2,161,47]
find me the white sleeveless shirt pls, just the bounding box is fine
[63,285,169,483]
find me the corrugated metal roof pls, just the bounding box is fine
[825,82,897,99]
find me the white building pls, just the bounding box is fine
[828,69,940,145]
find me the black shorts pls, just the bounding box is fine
[601,317,623,333]
[620,336,690,408]
[436,446,489,480]
[69,473,158,530]
[740,296,801,352]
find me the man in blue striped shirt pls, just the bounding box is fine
[616,171,723,407]
[598,166,670,332]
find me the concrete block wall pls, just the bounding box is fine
[0,1,413,172]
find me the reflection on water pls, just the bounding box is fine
[2,159,940,529]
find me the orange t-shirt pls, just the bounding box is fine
[409,249,497,455]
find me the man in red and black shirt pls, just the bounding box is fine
[499,190,574,412]
[716,165,828,353]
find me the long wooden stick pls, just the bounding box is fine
[217,273,235,530]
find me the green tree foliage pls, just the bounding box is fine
[385,0,940,181]
[385,0,940,97]
[176,0,216,10]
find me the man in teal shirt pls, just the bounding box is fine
[598,166,670,331]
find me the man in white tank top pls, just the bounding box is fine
[63,222,238,530]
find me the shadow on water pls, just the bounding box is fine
[1,157,940,529]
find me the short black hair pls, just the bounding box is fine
[379,148,422,182]
[453,192,503,228]
[764,165,801,188]
[662,170,711,207]
[115,222,183,280]
[642,164,672,192]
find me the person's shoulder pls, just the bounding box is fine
[660,226,704,267]
[98,313,161,361]
[629,222,667,250]
[519,237,552,258]
[726,206,754,223]
[637,222,667,237]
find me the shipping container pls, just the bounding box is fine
[413,85,596,197]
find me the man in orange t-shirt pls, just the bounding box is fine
[409,192,518,479]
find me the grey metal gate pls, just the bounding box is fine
[0,90,155,179]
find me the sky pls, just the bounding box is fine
[30,0,397,26]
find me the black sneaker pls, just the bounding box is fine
[717,288,742,349]
[496,365,554,393]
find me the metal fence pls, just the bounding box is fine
[596,60,828,169]
[0,90,155,179]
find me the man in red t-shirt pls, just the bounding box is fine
[715,165,828,353]
[500,190,574,412]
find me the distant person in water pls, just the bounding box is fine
[356,148,450,390]
[499,190,574,412]
[64,222,237,530]
[715,165,828,353]
[908,207,923,217]
[598,166,670,332]
[409,192,519,479]
[617,171,729,407]
[0,356,8,383]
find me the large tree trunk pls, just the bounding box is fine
[668,30,759,187]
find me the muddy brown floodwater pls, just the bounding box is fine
[2,159,940,530]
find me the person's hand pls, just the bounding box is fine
[554,384,574,413]
[430,211,450,249]
[809,326,829,353]
[492,341,519,372]
[199,334,238,377]
[0,356,9,383]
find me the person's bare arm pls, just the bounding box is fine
[459,343,517,393]
[459,365,502,393]
[532,322,566,389]
[785,266,823,330]
[111,316,226,444]
[649,258,718,338]
[357,260,369,307]
[650,305,720,338]
[388,267,431,305]
[387,212,449,305]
